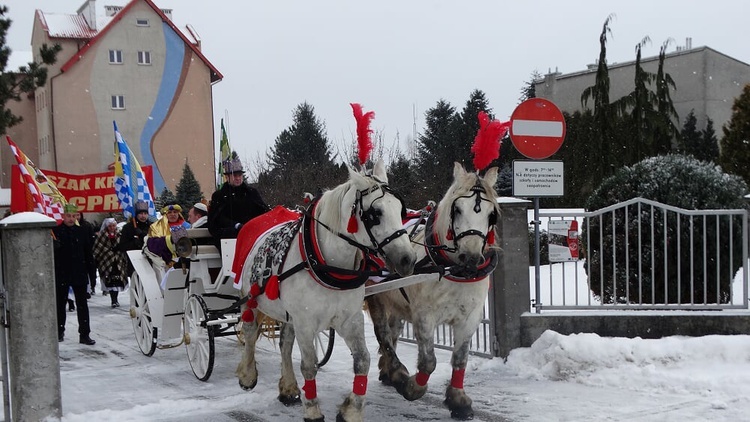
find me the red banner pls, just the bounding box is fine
[11,166,154,213]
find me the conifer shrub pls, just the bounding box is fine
[584,154,748,305]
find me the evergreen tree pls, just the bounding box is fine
[415,99,458,202]
[156,187,176,211]
[268,102,333,170]
[580,14,617,177]
[616,37,656,164]
[454,90,494,169]
[519,70,541,103]
[719,84,750,186]
[0,6,61,135]
[702,117,719,163]
[258,102,342,207]
[653,40,679,154]
[678,110,702,158]
[386,152,422,208]
[175,162,204,213]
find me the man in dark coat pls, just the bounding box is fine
[76,212,98,295]
[53,203,96,345]
[208,154,270,243]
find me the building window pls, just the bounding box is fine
[108,49,123,64]
[136,18,149,26]
[137,51,152,65]
[111,95,125,109]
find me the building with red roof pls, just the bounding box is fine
[4,0,223,195]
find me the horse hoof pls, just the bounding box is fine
[378,372,393,386]
[335,413,347,422]
[239,379,257,391]
[304,417,325,422]
[448,405,474,420]
[278,393,301,406]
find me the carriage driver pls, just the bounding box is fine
[208,152,270,247]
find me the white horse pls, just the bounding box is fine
[236,159,416,422]
[365,162,500,420]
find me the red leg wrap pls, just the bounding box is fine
[352,374,368,396]
[415,371,430,386]
[302,379,317,400]
[450,368,465,389]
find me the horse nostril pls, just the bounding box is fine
[401,256,412,268]
[458,253,467,263]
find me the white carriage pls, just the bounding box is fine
[127,228,335,381]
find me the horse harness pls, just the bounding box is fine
[407,177,499,284]
[252,178,408,297]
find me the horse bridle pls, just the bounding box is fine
[353,178,408,258]
[446,178,498,249]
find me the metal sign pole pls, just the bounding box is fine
[533,197,542,313]
[0,236,10,422]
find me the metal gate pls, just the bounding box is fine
[535,198,748,311]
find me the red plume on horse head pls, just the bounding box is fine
[471,111,507,172]
[350,103,375,166]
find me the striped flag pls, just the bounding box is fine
[217,118,231,188]
[6,136,67,222]
[113,121,156,218]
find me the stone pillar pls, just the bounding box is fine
[0,212,61,421]
[491,198,531,358]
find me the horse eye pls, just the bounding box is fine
[454,207,462,215]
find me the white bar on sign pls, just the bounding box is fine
[512,119,563,137]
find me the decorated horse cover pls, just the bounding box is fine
[231,206,302,289]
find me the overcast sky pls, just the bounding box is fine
[4,0,750,166]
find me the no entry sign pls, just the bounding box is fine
[510,98,566,160]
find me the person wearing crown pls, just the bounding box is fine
[208,152,270,245]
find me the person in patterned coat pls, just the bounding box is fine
[93,218,129,308]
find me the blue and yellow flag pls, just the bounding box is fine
[113,121,156,218]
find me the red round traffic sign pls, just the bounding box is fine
[509,98,566,159]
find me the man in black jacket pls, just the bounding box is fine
[53,203,96,345]
[208,154,270,244]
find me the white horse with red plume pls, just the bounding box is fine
[234,104,416,422]
[365,111,506,420]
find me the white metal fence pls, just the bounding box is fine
[535,198,749,311]
[399,197,749,356]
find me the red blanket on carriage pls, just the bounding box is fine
[231,206,302,289]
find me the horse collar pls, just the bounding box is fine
[300,199,372,290]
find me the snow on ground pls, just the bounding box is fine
[28,286,750,422]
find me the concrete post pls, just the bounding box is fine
[0,212,61,421]
[491,198,531,358]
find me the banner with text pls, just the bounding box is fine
[11,166,154,213]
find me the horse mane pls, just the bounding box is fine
[315,178,356,236]
[434,170,500,238]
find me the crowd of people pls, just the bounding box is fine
[52,153,270,347]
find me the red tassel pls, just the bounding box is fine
[246,298,258,309]
[249,283,261,297]
[446,229,454,240]
[347,214,358,233]
[487,230,495,245]
[241,308,255,322]
[265,275,280,300]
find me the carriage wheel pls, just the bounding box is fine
[184,294,215,381]
[129,271,156,357]
[315,328,335,368]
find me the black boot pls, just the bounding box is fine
[79,335,96,345]
[110,291,120,308]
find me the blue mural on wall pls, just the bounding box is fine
[139,22,184,193]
